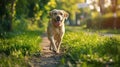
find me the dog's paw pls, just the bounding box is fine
[52,49,59,54]
[49,48,57,52]
[53,50,57,53]
[56,50,60,54]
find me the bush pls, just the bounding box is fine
[86,12,120,29]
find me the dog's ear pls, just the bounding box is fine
[63,11,69,20]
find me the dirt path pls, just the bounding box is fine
[30,33,62,67]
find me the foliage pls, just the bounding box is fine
[84,10,120,29]
[0,0,56,32]
[0,0,17,32]
[62,30,120,67]
[15,0,56,27]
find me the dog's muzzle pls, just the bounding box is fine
[53,16,62,27]
[56,16,60,21]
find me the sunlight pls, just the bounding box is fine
[89,5,94,10]
[86,0,111,10]
[104,0,111,8]
[86,0,92,4]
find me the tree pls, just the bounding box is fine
[0,0,17,32]
[111,0,117,29]
[0,0,56,32]
[99,0,105,15]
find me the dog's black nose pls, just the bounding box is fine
[56,16,60,21]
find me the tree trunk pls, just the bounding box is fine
[111,0,117,29]
[8,0,17,31]
[99,0,105,15]
[0,0,17,32]
[0,0,7,32]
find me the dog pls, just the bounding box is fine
[47,9,69,53]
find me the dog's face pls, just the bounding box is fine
[49,9,69,27]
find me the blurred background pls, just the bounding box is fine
[1,0,120,67]
[0,0,120,32]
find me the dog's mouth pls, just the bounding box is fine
[54,20,62,26]
[53,16,63,26]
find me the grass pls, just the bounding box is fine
[0,30,42,66]
[60,26,120,67]
[0,54,29,67]
[0,18,44,66]
[0,30,42,56]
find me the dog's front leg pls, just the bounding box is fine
[56,35,63,53]
[50,36,57,52]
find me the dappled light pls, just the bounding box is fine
[0,0,120,67]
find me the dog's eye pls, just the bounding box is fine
[53,13,57,15]
[60,13,63,15]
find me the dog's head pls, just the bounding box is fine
[49,9,69,27]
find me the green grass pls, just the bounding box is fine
[0,54,29,67]
[0,17,44,66]
[61,26,120,67]
[0,30,42,66]
[0,30,42,56]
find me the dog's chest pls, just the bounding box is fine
[52,25,65,36]
[54,28,61,34]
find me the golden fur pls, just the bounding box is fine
[47,9,69,53]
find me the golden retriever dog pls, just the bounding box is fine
[47,9,69,53]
